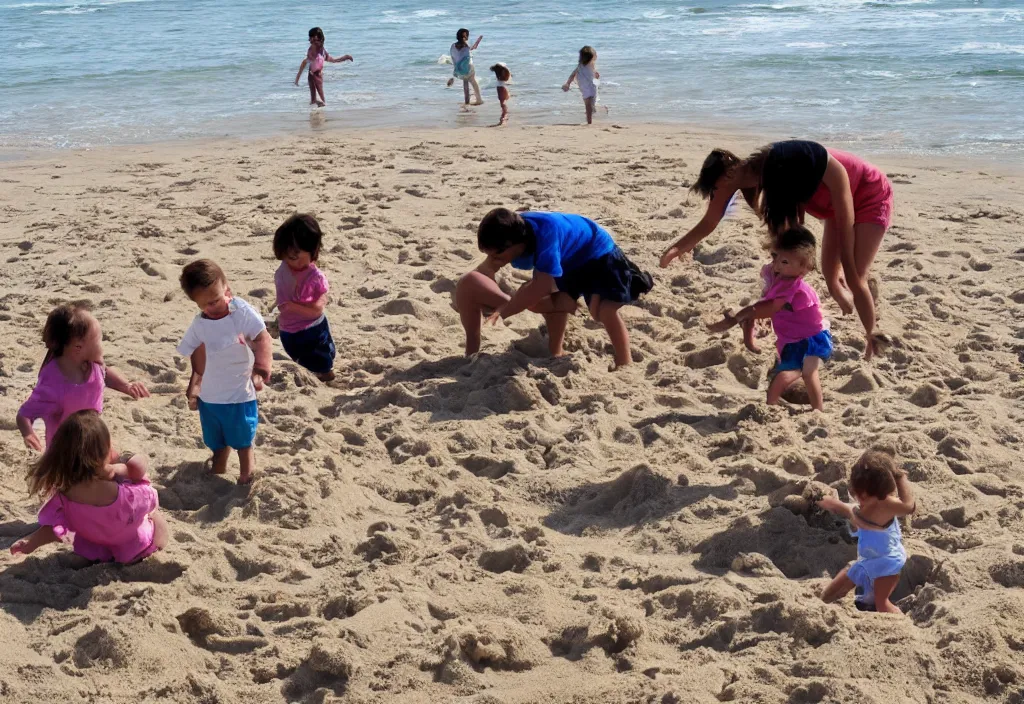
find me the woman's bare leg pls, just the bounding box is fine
[462,79,470,104]
[853,222,886,280]
[469,75,483,104]
[821,218,854,315]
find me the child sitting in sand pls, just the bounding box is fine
[446,29,484,106]
[294,26,353,107]
[16,303,149,452]
[817,450,916,614]
[490,63,511,126]
[177,260,272,484]
[455,208,653,368]
[10,410,168,564]
[562,45,600,124]
[273,213,335,382]
[707,226,832,411]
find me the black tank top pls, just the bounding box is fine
[764,140,829,204]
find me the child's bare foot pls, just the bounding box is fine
[317,370,336,382]
[316,101,325,107]
[237,470,254,485]
[741,319,761,353]
[471,100,485,106]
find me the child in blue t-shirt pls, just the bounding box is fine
[455,208,653,368]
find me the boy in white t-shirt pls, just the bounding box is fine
[177,260,272,484]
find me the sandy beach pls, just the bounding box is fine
[1,124,1024,703]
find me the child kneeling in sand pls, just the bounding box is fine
[178,260,272,484]
[10,410,168,564]
[708,226,832,410]
[817,450,916,614]
[455,208,653,368]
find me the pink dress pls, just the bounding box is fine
[275,262,329,333]
[761,265,829,355]
[804,149,894,229]
[38,478,159,563]
[18,360,106,448]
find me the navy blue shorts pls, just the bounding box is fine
[279,317,336,374]
[556,247,654,306]
[198,399,258,451]
[776,329,834,372]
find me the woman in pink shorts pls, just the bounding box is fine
[660,140,894,358]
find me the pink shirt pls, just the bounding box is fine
[761,265,829,354]
[38,478,159,563]
[804,149,889,222]
[275,262,329,333]
[18,360,106,448]
[307,44,327,73]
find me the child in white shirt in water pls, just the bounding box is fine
[490,63,511,126]
[177,260,272,484]
[563,45,600,124]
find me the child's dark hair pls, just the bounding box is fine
[579,46,595,66]
[477,208,534,254]
[41,302,95,367]
[274,213,323,262]
[26,409,110,499]
[180,259,227,299]
[774,224,817,270]
[850,450,901,501]
[309,27,325,42]
[490,63,511,81]
[457,28,469,42]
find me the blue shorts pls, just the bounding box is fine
[279,317,336,374]
[198,399,258,451]
[776,329,833,372]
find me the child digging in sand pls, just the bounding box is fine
[177,260,271,484]
[295,26,353,107]
[10,410,168,564]
[16,302,149,451]
[455,208,653,368]
[817,450,916,614]
[273,214,336,382]
[708,226,832,411]
[563,45,600,124]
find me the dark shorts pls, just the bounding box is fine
[556,247,654,306]
[198,399,258,451]
[280,317,336,374]
[776,329,833,372]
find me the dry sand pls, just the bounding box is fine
[1,124,1024,704]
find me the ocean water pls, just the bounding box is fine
[0,0,1021,156]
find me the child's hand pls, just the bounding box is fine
[277,301,293,313]
[707,314,736,334]
[126,381,150,400]
[22,432,43,453]
[562,83,570,92]
[595,71,600,79]
[447,78,455,88]
[485,308,505,326]
[251,373,265,392]
[103,463,128,481]
[817,496,844,514]
[10,538,32,556]
[187,395,199,411]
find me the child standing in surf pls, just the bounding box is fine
[563,45,600,124]
[295,27,353,107]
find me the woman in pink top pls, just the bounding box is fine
[294,26,353,107]
[10,410,168,564]
[273,213,335,381]
[660,140,893,359]
[16,303,149,451]
[709,226,832,411]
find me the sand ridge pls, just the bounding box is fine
[0,125,1023,703]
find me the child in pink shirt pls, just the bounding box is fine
[16,303,149,451]
[273,213,335,382]
[708,226,832,410]
[10,410,168,564]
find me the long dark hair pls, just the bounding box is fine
[691,147,767,211]
[27,410,111,498]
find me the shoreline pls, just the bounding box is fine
[3,120,1023,177]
